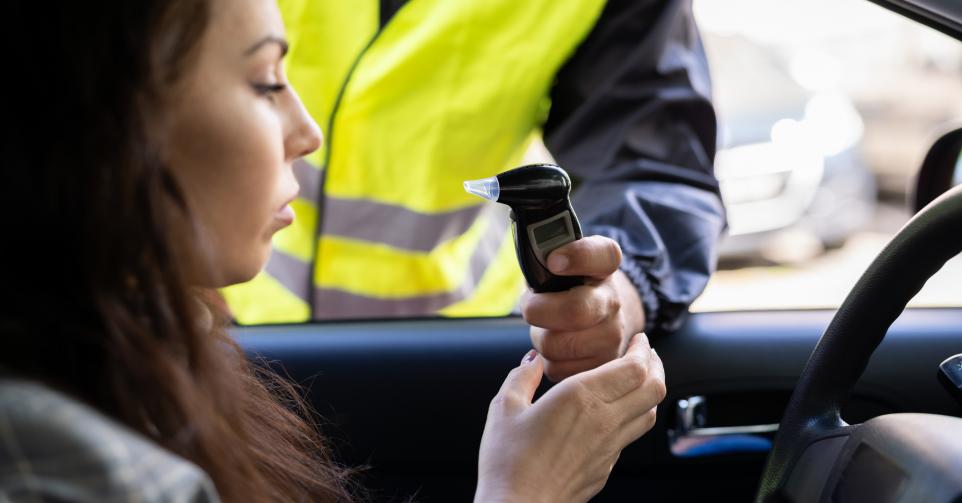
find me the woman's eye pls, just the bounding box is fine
[252,83,287,98]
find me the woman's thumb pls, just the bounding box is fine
[496,350,544,408]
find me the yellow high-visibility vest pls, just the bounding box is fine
[224,0,608,323]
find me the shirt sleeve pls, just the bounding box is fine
[543,0,726,334]
[0,380,221,503]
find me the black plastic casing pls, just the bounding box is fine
[496,164,584,293]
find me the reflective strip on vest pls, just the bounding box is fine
[294,160,485,251]
[313,203,512,318]
[259,197,513,318]
[223,0,608,323]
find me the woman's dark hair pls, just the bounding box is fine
[2,1,355,501]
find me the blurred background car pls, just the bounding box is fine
[691,0,962,311]
[710,33,876,264]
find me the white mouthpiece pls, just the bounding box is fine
[463,177,500,202]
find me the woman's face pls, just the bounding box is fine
[165,0,321,287]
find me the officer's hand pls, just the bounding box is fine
[521,236,646,382]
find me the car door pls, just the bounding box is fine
[236,308,962,502]
[235,0,962,501]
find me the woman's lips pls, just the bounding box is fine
[274,202,295,227]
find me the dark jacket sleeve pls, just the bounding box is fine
[543,0,726,334]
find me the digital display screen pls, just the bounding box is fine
[533,218,570,244]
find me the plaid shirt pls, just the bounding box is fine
[0,378,220,502]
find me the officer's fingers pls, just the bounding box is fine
[521,283,619,332]
[530,319,623,363]
[546,236,622,279]
[541,355,610,382]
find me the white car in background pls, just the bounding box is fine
[709,34,876,264]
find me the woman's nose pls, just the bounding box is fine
[285,87,323,160]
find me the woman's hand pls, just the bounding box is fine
[475,333,666,503]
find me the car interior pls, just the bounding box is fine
[234,1,962,501]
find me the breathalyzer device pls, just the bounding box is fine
[464,164,584,293]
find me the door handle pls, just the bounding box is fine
[668,395,778,458]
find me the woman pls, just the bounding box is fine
[0,0,666,501]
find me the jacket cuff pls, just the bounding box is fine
[619,257,691,335]
[618,257,660,335]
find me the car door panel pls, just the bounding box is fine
[236,308,962,501]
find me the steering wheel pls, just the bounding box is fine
[756,184,962,502]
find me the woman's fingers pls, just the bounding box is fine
[613,345,666,417]
[575,333,654,404]
[492,350,545,413]
[615,407,659,448]
[610,348,665,448]
[565,334,665,450]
